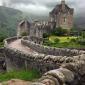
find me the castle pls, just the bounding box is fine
[17,0,74,40]
[3,1,85,85]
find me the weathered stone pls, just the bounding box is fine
[58,68,74,82]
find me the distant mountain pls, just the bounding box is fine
[74,15,85,30]
[0,6,23,37]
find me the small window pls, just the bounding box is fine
[64,17,66,22]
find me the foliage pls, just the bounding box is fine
[21,32,28,36]
[0,34,8,47]
[77,39,85,45]
[43,33,49,38]
[43,36,85,48]
[54,38,60,43]
[43,38,53,46]
[81,31,85,38]
[0,70,40,82]
[52,27,68,36]
[70,38,77,43]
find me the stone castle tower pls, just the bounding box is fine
[49,0,74,30]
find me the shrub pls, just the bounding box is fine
[54,38,60,43]
[0,36,7,42]
[52,27,68,36]
[67,37,70,40]
[21,32,28,36]
[70,38,76,43]
[77,39,85,45]
[43,33,49,38]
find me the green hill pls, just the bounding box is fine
[0,6,23,37]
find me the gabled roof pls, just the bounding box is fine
[50,4,73,15]
[19,20,30,27]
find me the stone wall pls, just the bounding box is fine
[32,60,85,85]
[0,48,6,72]
[4,46,63,73]
[4,37,85,74]
[21,37,85,56]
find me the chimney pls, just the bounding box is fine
[61,0,65,5]
[61,0,65,10]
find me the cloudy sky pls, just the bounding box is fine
[0,0,85,16]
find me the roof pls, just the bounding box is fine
[19,20,30,27]
[50,4,73,15]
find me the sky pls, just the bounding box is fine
[0,0,85,16]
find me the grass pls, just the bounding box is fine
[0,70,40,82]
[49,36,77,43]
[43,36,85,48]
[0,42,4,47]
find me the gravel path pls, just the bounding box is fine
[8,39,38,55]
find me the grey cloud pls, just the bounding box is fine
[0,0,85,16]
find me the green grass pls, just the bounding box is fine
[43,36,85,48]
[49,36,77,43]
[0,70,40,82]
[0,42,4,47]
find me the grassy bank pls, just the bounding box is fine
[43,36,85,48]
[0,70,40,82]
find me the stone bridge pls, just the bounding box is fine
[4,36,85,85]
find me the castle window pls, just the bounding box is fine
[64,17,66,23]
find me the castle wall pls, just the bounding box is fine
[29,22,52,39]
[54,12,73,30]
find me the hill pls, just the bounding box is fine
[0,6,23,38]
[74,16,85,30]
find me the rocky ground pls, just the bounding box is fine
[0,79,32,85]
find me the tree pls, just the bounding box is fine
[21,32,28,36]
[52,27,68,36]
[43,33,49,38]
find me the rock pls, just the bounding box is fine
[31,82,45,85]
[59,68,74,82]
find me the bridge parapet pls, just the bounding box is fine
[21,36,85,56]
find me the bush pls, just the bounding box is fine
[0,35,7,42]
[52,27,68,36]
[70,38,76,43]
[21,32,28,36]
[43,33,49,38]
[77,39,85,45]
[54,38,60,43]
